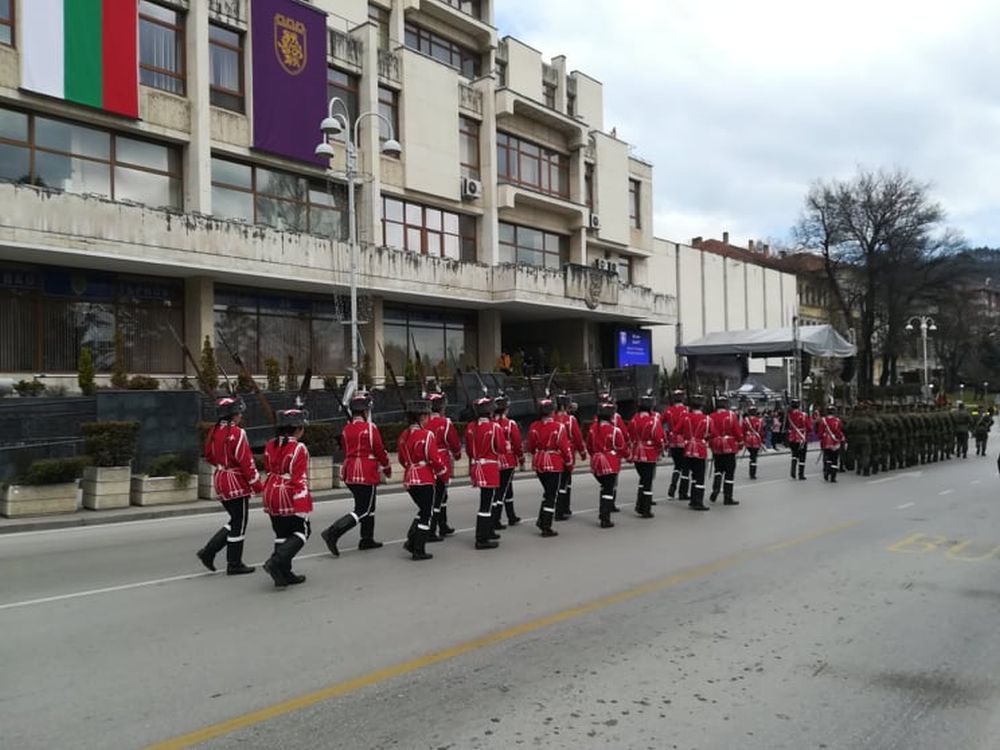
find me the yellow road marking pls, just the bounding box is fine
[145,519,861,750]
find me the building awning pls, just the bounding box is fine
[676,325,856,359]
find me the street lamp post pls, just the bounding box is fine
[315,97,401,392]
[905,315,938,401]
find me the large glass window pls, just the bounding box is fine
[439,0,482,19]
[498,222,568,270]
[382,196,476,261]
[209,24,244,112]
[139,1,185,95]
[211,157,347,238]
[0,265,184,373]
[369,4,390,50]
[459,116,480,180]
[214,287,349,375]
[327,68,358,142]
[0,0,13,47]
[384,306,477,376]
[404,23,481,78]
[378,86,399,144]
[497,132,570,199]
[629,178,641,229]
[0,106,181,208]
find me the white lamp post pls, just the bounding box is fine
[315,97,402,391]
[905,315,937,401]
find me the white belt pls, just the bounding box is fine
[474,459,499,464]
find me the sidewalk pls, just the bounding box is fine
[0,447,794,534]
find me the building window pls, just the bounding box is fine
[378,85,399,145]
[543,83,556,109]
[210,157,348,238]
[215,286,349,375]
[629,178,641,229]
[369,3,390,50]
[0,0,13,47]
[384,305,478,376]
[327,68,359,142]
[0,107,182,208]
[0,265,184,374]
[496,62,507,87]
[498,222,568,270]
[584,163,594,210]
[459,116,480,180]
[404,23,481,78]
[497,132,570,199]
[567,92,576,117]
[139,1,185,95]
[209,24,243,112]
[438,0,483,19]
[382,195,476,261]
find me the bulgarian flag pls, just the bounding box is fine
[21,0,139,118]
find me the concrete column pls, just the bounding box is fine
[478,73,499,265]
[184,277,215,375]
[186,4,212,213]
[361,296,385,385]
[356,22,382,250]
[571,227,587,265]
[477,309,502,372]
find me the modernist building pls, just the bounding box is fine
[0,0,674,389]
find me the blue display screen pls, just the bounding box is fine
[616,329,652,367]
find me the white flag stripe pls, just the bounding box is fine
[22,0,65,100]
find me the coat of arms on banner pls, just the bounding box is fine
[274,13,307,75]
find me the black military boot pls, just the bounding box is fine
[475,514,499,549]
[599,494,615,528]
[668,471,679,499]
[225,540,255,575]
[358,517,383,550]
[709,473,722,503]
[790,458,797,479]
[438,504,456,536]
[636,490,654,518]
[264,536,305,588]
[798,464,807,481]
[320,515,356,558]
[723,483,739,505]
[402,519,418,554]
[196,528,229,572]
[504,500,521,525]
[492,502,506,531]
[410,526,433,561]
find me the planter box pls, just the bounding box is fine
[82,465,131,510]
[309,456,335,491]
[198,459,215,501]
[130,475,197,506]
[452,460,470,479]
[1,482,79,518]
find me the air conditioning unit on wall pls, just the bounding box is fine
[589,213,601,230]
[461,177,482,200]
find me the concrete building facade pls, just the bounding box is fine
[0,0,673,389]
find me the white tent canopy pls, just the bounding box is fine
[676,325,856,359]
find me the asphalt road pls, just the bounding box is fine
[3,448,1000,750]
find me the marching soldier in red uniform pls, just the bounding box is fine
[817,405,847,482]
[595,394,629,513]
[261,409,312,588]
[628,394,665,518]
[679,394,711,511]
[321,392,392,557]
[494,395,524,527]
[426,392,460,540]
[587,401,628,527]
[554,393,586,520]
[466,397,508,550]
[708,396,743,505]
[787,399,812,481]
[662,390,690,500]
[527,398,573,537]
[198,396,261,576]
[741,404,764,479]
[398,400,448,561]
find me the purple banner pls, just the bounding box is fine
[252,0,328,165]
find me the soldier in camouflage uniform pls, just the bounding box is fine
[973,407,993,456]
[952,402,972,459]
[852,406,873,476]
[841,408,856,472]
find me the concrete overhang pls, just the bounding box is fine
[497,183,588,225]
[403,0,497,46]
[495,89,588,146]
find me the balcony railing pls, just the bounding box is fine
[459,82,483,115]
[329,29,363,69]
[378,49,401,83]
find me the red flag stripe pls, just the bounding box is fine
[102,0,139,118]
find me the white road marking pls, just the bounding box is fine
[971,480,983,485]
[867,476,898,485]
[896,502,916,510]
[939,490,954,496]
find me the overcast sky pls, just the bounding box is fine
[496,0,1000,250]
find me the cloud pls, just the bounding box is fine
[496,0,1000,247]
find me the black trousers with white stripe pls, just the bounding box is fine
[346,483,378,540]
[710,453,736,501]
[407,484,435,529]
[536,472,560,530]
[222,497,250,542]
[634,462,656,514]
[687,458,707,505]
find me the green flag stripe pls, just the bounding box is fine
[64,0,103,108]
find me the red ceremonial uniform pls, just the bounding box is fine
[398,426,448,488]
[628,411,666,463]
[526,417,573,473]
[587,420,627,476]
[496,415,525,470]
[466,418,507,488]
[204,422,262,500]
[742,415,764,449]
[554,412,587,462]
[339,417,391,485]
[662,404,690,449]
[679,410,711,459]
[787,409,812,445]
[708,409,744,455]
[262,437,313,515]
[817,415,846,450]
[427,413,461,483]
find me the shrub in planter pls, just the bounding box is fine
[264,357,281,392]
[148,454,194,486]
[82,422,139,467]
[378,422,408,453]
[198,336,219,394]
[127,375,160,390]
[78,346,96,396]
[302,423,338,457]
[1,457,88,518]
[19,457,90,485]
[14,379,46,397]
[132,454,197,506]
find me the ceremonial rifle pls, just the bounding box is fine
[162,301,211,395]
[376,341,408,413]
[470,366,490,398]
[526,373,540,412]
[216,330,276,425]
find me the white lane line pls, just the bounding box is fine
[971,480,983,485]
[867,476,898,485]
[939,489,954,496]
[896,502,916,510]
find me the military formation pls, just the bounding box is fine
[194,388,995,589]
